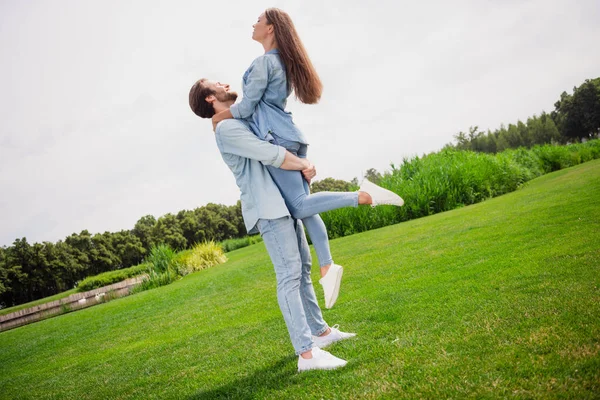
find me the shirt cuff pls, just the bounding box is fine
[272,146,286,168]
[230,104,241,119]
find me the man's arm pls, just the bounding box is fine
[216,121,311,172]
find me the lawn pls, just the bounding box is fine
[0,160,598,399]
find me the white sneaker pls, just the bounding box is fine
[312,324,357,348]
[359,179,404,207]
[297,346,347,372]
[319,263,343,309]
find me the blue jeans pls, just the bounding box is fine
[257,216,329,355]
[266,136,359,267]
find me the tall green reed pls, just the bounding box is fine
[320,140,600,239]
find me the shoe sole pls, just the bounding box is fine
[326,266,343,309]
[298,361,348,372]
[313,333,357,349]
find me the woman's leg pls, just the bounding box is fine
[266,139,351,275]
[302,215,332,268]
[266,165,355,270]
[294,219,329,336]
[265,165,359,220]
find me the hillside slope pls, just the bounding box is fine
[1,160,598,399]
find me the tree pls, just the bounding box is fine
[0,260,27,308]
[516,121,530,147]
[496,125,510,152]
[153,213,187,250]
[553,78,600,141]
[311,178,355,193]
[364,168,382,184]
[6,238,34,304]
[527,113,560,146]
[64,230,92,274]
[89,232,120,274]
[132,215,157,251]
[504,124,523,148]
[111,230,146,268]
[454,130,469,150]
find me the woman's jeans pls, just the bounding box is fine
[257,217,329,355]
[266,136,359,267]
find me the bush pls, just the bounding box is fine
[147,244,177,274]
[77,263,149,292]
[133,244,180,291]
[132,242,228,293]
[174,241,227,276]
[320,140,600,239]
[130,270,179,294]
[220,235,263,253]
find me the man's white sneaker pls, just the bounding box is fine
[359,179,404,207]
[297,346,347,372]
[312,324,357,348]
[319,263,343,309]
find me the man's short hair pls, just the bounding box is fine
[189,79,216,118]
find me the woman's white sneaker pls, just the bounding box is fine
[312,324,357,348]
[319,263,343,309]
[297,347,347,372]
[359,179,404,207]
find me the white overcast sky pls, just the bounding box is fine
[1,0,599,246]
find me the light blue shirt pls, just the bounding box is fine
[230,49,309,145]
[214,118,290,234]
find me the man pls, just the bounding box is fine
[189,78,355,371]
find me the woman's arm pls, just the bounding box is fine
[212,56,271,130]
[230,56,270,119]
[212,109,233,131]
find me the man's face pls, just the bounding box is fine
[201,79,238,103]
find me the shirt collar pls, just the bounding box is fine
[266,48,279,55]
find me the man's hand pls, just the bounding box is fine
[212,109,233,132]
[302,161,316,183]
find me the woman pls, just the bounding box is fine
[211,8,404,309]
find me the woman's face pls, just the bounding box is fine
[252,13,272,42]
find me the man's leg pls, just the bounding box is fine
[257,216,313,356]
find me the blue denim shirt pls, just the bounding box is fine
[230,49,309,145]
[214,118,290,234]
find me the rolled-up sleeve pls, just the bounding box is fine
[216,122,286,168]
[230,56,270,120]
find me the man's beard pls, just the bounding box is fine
[216,91,238,102]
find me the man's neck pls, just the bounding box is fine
[214,100,236,114]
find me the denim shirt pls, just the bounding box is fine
[230,49,309,145]
[214,118,290,234]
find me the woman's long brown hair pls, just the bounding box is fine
[265,8,323,104]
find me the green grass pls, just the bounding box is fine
[1,160,599,399]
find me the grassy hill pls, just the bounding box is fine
[1,160,599,399]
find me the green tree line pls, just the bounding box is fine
[0,203,245,308]
[449,77,600,153]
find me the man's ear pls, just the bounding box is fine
[205,94,216,104]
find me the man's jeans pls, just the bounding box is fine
[257,216,329,355]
